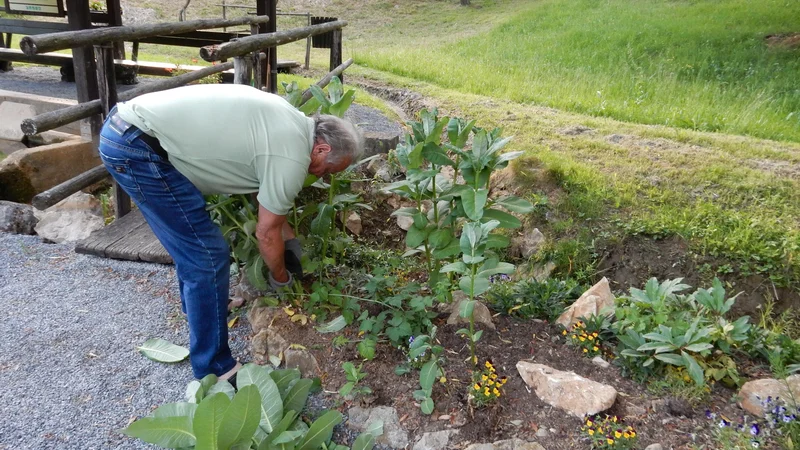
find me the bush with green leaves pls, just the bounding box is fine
[124,363,381,450]
[339,362,372,399]
[485,278,583,321]
[612,277,752,387]
[395,327,446,415]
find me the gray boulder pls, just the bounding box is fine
[0,200,38,234]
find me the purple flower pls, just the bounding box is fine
[408,336,415,344]
[719,419,730,428]
[783,415,793,423]
[705,410,715,420]
[750,423,760,436]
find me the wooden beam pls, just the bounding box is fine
[21,61,234,136]
[66,0,100,142]
[200,19,347,62]
[299,58,354,104]
[20,15,270,55]
[329,28,342,83]
[31,165,109,210]
[0,48,72,65]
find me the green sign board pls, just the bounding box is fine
[4,0,65,17]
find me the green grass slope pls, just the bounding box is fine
[352,0,800,142]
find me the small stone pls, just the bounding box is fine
[0,200,37,234]
[645,444,664,450]
[284,348,320,378]
[516,362,617,417]
[412,430,457,450]
[438,415,451,421]
[345,212,362,236]
[228,296,245,312]
[509,420,523,427]
[464,445,495,450]
[236,273,270,304]
[247,306,279,333]
[446,299,495,330]
[34,192,104,243]
[510,228,545,259]
[396,215,413,231]
[535,428,548,438]
[532,261,556,282]
[666,397,694,417]
[556,277,615,328]
[591,356,611,369]
[625,404,647,418]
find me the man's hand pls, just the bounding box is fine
[269,270,294,291]
[284,238,303,278]
[256,204,290,284]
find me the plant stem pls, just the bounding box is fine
[469,263,477,368]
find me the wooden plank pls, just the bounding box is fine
[139,238,172,264]
[103,217,152,260]
[32,165,108,210]
[74,206,145,257]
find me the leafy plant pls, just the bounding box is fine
[339,362,372,399]
[395,328,446,415]
[564,316,613,359]
[124,363,381,450]
[487,278,583,321]
[441,220,515,367]
[468,359,507,408]
[612,277,752,387]
[581,416,638,450]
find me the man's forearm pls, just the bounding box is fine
[257,228,288,283]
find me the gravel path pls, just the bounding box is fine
[0,232,251,449]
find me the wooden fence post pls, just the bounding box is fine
[66,0,101,143]
[330,28,342,84]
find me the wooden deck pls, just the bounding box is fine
[75,209,172,264]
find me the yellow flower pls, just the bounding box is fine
[562,330,567,335]
[484,388,490,396]
[485,361,492,369]
[587,429,594,436]
[583,348,588,353]
[586,420,593,427]
[491,373,497,380]
[612,416,618,422]
[607,438,614,445]
[571,335,577,339]
[623,432,630,439]
[615,431,622,438]
[482,375,488,381]
[593,332,598,337]
[587,335,594,341]
[439,377,447,383]
[488,380,494,386]
[579,337,586,342]
[473,383,481,391]
[493,388,500,396]
[593,346,599,351]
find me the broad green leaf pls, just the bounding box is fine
[329,90,355,118]
[459,276,490,298]
[421,143,455,166]
[137,338,189,363]
[420,397,434,415]
[258,410,298,450]
[237,364,283,433]
[206,381,236,400]
[298,97,322,116]
[653,353,684,365]
[198,375,218,402]
[427,228,453,249]
[310,204,335,237]
[440,261,467,274]
[431,241,461,259]
[481,209,521,229]
[194,393,231,450]
[390,207,419,217]
[186,381,202,403]
[462,188,488,221]
[270,369,301,397]
[681,351,705,386]
[458,299,475,318]
[124,415,196,449]
[315,315,348,333]
[309,85,332,108]
[283,379,313,414]
[273,429,306,445]
[297,410,343,450]
[684,343,714,353]
[366,420,384,438]
[339,381,355,397]
[495,151,523,165]
[358,338,377,360]
[477,262,515,278]
[420,360,440,391]
[218,385,262,449]
[352,433,376,450]
[413,212,428,229]
[485,234,510,250]
[492,195,534,213]
[407,142,425,169]
[406,225,429,248]
[246,258,268,291]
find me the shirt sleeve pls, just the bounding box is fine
[256,155,307,215]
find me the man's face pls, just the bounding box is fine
[309,140,352,177]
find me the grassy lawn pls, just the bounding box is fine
[349,0,800,143]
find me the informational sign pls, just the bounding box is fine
[3,0,65,17]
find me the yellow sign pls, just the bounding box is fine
[4,0,64,17]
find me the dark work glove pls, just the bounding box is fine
[269,270,293,291]
[284,238,303,279]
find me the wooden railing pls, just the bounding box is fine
[18,15,349,218]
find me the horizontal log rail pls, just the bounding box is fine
[20,15,269,56]
[200,19,346,62]
[31,165,109,210]
[21,61,234,136]
[300,57,353,104]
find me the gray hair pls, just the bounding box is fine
[314,115,364,165]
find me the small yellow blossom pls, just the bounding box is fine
[492,388,500,396]
[586,420,593,427]
[473,383,480,391]
[583,348,588,353]
[615,430,622,438]
[607,438,614,445]
[482,375,488,381]
[587,429,594,436]
[562,330,567,335]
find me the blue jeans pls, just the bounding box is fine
[98,116,236,379]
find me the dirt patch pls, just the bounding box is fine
[765,33,800,49]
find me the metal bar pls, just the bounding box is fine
[20,15,270,55]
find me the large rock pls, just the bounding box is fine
[556,277,614,328]
[345,212,362,236]
[516,362,617,417]
[247,306,279,333]
[34,192,104,243]
[0,201,38,234]
[465,439,545,450]
[251,328,289,365]
[236,273,270,304]
[447,298,495,330]
[0,101,36,141]
[510,228,545,259]
[738,375,800,417]
[284,348,320,378]
[363,131,400,158]
[0,139,99,203]
[412,430,458,450]
[347,406,409,449]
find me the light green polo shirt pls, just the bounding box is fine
[117,84,314,215]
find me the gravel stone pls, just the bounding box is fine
[0,232,251,449]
